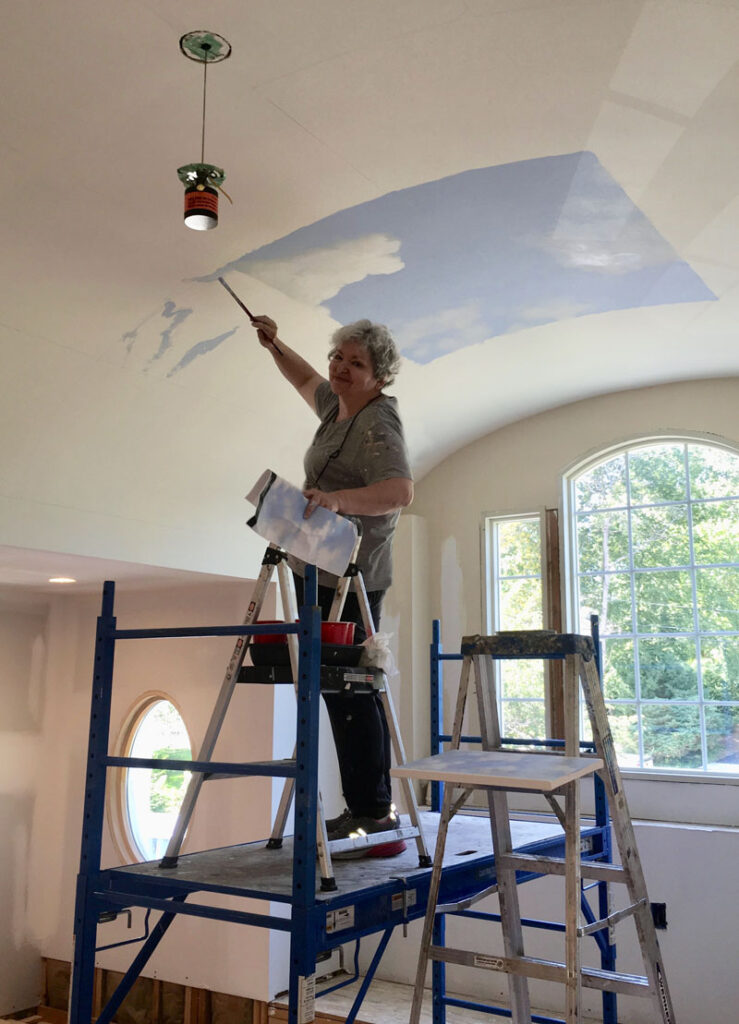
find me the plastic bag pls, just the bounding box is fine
[359,632,397,676]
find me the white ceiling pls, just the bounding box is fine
[1,0,738,584]
[0,544,243,595]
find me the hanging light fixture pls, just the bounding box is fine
[177,31,232,230]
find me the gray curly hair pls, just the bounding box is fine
[329,319,402,387]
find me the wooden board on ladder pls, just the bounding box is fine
[392,629,676,1024]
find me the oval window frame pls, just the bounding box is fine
[108,691,192,863]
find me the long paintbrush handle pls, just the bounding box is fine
[217,276,255,319]
[217,276,283,355]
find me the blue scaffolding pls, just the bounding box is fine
[69,579,616,1024]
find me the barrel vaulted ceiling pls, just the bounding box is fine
[1,0,738,579]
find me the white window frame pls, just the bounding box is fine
[561,430,739,785]
[481,509,549,733]
[108,691,192,863]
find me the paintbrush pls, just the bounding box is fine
[217,276,283,355]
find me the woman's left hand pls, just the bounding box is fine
[303,488,341,518]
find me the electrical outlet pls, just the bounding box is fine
[650,902,668,929]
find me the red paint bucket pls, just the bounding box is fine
[254,620,355,645]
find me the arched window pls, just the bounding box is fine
[111,695,192,861]
[566,438,739,774]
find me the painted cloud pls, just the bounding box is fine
[215,233,404,306]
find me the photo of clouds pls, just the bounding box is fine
[246,470,358,576]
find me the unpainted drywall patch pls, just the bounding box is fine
[12,821,30,949]
[440,535,467,736]
[0,795,39,1012]
[440,535,465,643]
[1,608,50,731]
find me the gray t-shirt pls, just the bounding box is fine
[301,380,412,591]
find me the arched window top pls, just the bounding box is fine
[564,436,739,776]
[571,436,739,513]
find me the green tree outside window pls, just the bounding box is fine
[487,515,546,740]
[125,699,192,860]
[572,441,739,773]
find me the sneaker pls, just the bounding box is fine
[325,808,353,838]
[329,810,407,859]
[328,809,396,839]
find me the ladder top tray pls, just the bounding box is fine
[392,749,603,792]
[461,632,594,660]
[238,663,385,693]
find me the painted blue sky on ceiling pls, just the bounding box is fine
[122,151,714,375]
[207,150,714,366]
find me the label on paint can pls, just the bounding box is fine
[184,188,218,214]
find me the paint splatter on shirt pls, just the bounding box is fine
[301,380,412,590]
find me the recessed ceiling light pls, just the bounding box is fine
[49,576,77,584]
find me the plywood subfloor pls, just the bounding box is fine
[273,977,602,1023]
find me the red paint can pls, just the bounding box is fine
[184,185,218,229]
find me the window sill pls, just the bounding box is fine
[621,767,739,786]
[499,770,739,826]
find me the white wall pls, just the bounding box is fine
[0,591,50,1012]
[378,376,739,1020]
[384,514,431,806]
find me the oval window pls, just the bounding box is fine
[122,698,192,861]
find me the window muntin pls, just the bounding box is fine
[485,514,545,737]
[118,697,192,861]
[570,440,739,774]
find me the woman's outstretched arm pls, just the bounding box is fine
[251,314,325,411]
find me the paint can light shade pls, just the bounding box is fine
[184,184,218,230]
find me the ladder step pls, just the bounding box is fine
[501,852,629,883]
[203,759,296,779]
[106,756,296,778]
[436,880,499,914]
[428,946,652,998]
[579,898,647,936]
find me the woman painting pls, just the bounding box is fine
[252,313,412,857]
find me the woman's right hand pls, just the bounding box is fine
[251,315,279,349]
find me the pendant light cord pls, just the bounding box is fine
[200,45,210,164]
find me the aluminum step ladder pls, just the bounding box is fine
[159,541,431,890]
[392,630,676,1024]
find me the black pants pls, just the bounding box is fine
[293,576,393,819]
